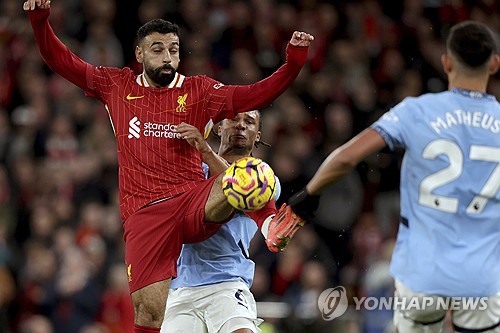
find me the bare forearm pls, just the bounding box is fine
[174,122,229,175]
[306,149,355,195]
[202,150,230,176]
[307,128,387,195]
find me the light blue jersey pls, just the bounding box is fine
[372,88,500,297]
[171,164,281,289]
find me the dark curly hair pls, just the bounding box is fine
[136,19,180,44]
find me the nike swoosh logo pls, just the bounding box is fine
[126,93,145,100]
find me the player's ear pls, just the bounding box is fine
[441,53,452,74]
[488,54,499,75]
[135,45,144,64]
[256,131,261,142]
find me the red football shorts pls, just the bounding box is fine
[123,176,230,293]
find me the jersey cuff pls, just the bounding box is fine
[371,125,395,150]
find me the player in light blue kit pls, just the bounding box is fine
[279,21,500,332]
[161,110,279,333]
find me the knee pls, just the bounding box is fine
[205,175,234,223]
[205,205,234,223]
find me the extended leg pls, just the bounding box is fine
[204,173,235,223]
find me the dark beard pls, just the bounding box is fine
[146,64,176,87]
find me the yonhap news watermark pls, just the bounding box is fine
[317,286,489,321]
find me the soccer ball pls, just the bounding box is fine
[222,157,276,211]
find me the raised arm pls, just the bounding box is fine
[231,31,314,113]
[307,128,387,195]
[24,0,93,91]
[287,128,387,221]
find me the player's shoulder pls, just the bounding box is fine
[182,74,209,83]
[392,92,449,113]
[403,92,447,105]
[188,74,215,81]
[187,75,225,89]
[175,74,205,86]
[95,66,135,80]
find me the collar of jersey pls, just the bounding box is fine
[451,87,495,100]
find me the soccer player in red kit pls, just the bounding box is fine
[23,0,313,332]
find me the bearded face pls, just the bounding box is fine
[145,64,177,87]
[136,32,180,88]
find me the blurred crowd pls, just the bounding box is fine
[0,0,498,332]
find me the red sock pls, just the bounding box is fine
[245,199,277,228]
[134,324,160,333]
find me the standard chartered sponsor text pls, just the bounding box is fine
[143,122,182,139]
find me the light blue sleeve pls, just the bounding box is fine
[202,162,209,179]
[371,98,413,150]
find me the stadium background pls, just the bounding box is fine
[0,0,498,332]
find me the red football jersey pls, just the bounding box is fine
[29,8,308,221]
[87,69,235,220]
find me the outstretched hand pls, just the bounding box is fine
[23,0,51,11]
[289,31,314,47]
[174,123,212,155]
